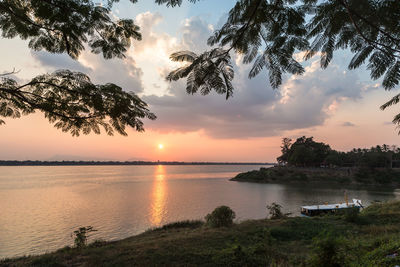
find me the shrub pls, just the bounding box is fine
[161,220,204,230]
[267,202,284,219]
[307,231,347,267]
[360,239,400,266]
[205,206,236,228]
[344,207,360,223]
[73,226,97,249]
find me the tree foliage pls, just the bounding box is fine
[2,0,400,135]
[0,70,155,136]
[277,136,400,169]
[168,0,400,132]
[277,136,331,167]
[0,0,158,135]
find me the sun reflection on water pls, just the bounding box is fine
[150,165,167,226]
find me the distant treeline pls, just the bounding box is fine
[277,136,400,169]
[0,161,274,166]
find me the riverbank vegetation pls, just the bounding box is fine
[277,136,400,169]
[2,201,400,266]
[231,166,400,185]
[232,137,400,185]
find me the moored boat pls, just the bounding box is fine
[301,198,363,217]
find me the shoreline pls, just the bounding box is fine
[230,166,400,187]
[2,201,400,266]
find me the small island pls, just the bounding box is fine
[231,136,400,186]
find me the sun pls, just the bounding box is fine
[158,144,164,150]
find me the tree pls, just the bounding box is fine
[2,0,400,135]
[277,137,292,165]
[0,0,158,136]
[167,0,400,133]
[276,136,331,167]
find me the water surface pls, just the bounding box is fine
[1,165,399,258]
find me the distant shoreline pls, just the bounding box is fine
[0,161,275,166]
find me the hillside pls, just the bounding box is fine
[2,201,400,266]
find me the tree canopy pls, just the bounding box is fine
[1,0,399,135]
[277,136,331,167]
[168,0,400,132]
[0,0,155,136]
[277,136,400,169]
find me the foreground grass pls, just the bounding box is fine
[3,202,400,266]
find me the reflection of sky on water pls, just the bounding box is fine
[1,165,399,258]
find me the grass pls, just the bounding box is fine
[2,201,400,266]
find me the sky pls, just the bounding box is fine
[0,0,399,162]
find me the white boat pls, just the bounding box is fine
[301,198,363,216]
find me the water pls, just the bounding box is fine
[1,165,399,258]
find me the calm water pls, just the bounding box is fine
[1,165,399,258]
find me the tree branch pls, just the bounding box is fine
[339,0,400,56]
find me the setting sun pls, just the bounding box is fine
[158,144,164,150]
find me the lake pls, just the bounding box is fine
[1,165,399,258]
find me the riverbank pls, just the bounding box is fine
[230,166,400,186]
[2,201,400,266]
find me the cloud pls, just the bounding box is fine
[31,35,145,94]
[341,121,356,127]
[142,15,377,139]
[28,12,379,140]
[31,52,90,73]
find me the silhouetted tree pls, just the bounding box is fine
[0,0,158,135]
[277,137,292,165]
[281,136,331,167]
[277,137,400,169]
[168,0,400,133]
[2,1,400,135]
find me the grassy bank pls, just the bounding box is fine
[2,201,400,266]
[231,166,400,186]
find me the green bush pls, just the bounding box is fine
[307,231,347,267]
[360,239,400,266]
[344,207,360,223]
[205,206,236,228]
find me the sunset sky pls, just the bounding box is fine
[0,0,399,162]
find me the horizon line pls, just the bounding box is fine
[0,160,275,166]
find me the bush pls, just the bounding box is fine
[307,231,347,267]
[360,239,400,266]
[344,207,360,223]
[266,202,285,219]
[205,206,236,228]
[160,220,204,231]
[73,226,97,249]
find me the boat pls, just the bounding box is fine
[301,198,363,217]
